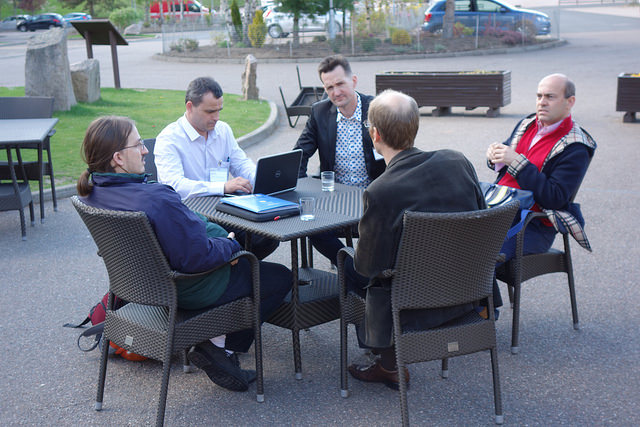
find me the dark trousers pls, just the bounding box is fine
[310,230,345,266]
[499,219,557,263]
[493,219,557,308]
[207,258,292,352]
[233,229,280,261]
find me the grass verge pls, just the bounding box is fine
[0,87,269,188]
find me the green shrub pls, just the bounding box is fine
[170,38,199,52]
[313,35,327,42]
[230,0,242,39]
[391,29,411,45]
[361,38,376,52]
[109,7,143,31]
[248,9,267,48]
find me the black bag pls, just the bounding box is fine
[480,182,535,240]
[363,284,394,348]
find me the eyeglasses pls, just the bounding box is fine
[362,120,372,129]
[120,140,146,152]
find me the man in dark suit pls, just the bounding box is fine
[294,55,385,265]
[343,90,484,390]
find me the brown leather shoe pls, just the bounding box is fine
[348,359,410,391]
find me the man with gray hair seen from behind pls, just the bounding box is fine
[342,89,485,390]
[155,76,278,260]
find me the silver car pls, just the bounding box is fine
[0,15,31,31]
[263,5,347,38]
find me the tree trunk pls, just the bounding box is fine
[443,0,455,39]
[242,0,256,45]
[293,15,300,48]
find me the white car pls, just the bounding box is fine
[263,5,347,38]
[0,15,31,31]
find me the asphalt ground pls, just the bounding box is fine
[1,4,639,426]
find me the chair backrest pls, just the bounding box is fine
[143,138,157,181]
[71,196,177,308]
[0,96,54,119]
[391,201,519,311]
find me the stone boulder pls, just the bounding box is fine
[241,54,259,101]
[25,27,76,111]
[70,59,101,103]
[124,23,142,35]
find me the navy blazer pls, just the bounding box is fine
[293,92,386,181]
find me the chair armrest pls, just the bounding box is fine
[337,247,355,297]
[171,250,258,281]
[512,211,548,259]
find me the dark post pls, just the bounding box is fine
[84,30,93,58]
[108,30,121,89]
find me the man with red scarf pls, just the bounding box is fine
[487,73,597,263]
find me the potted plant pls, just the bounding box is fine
[375,70,511,117]
[616,73,640,123]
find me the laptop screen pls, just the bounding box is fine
[252,149,303,196]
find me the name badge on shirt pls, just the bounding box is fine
[209,161,229,183]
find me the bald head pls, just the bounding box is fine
[536,73,576,126]
[368,89,419,150]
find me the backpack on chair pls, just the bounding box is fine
[64,292,147,362]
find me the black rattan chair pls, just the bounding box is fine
[71,196,264,427]
[496,155,594,355]
[0,146,34,239]
[338,202,519,426]
[143,138,157,181]
[0,97,57,220]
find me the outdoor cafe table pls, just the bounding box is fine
[0,118,59,224]
[184,177,364,378]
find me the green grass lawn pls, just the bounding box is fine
[0,87,270,188]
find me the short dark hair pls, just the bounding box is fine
[185,77,223,106]
[317,55,352,79]
[368,90,419,151]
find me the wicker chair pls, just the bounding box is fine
[338,202,519,426]
[71,196,264,427]
[0,97,57,220]
[143,138,157,181]
[0,146,34,239]
[496,155,594,355]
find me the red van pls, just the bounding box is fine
[149,0,210,20]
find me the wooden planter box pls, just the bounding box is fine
[616,73,640,123]
[375,71,511,117]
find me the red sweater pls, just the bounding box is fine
[498,116,574,224]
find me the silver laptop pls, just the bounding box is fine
[251,149,303,196]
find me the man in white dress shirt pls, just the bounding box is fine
[155,77,278,259]
[155,77,256,199]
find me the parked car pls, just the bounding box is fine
[422,0,550,37]
[263,5,347,38]
[63,12,92,27]
[17,13,64,32]
[0,14,31,31]
[149,0,210,20]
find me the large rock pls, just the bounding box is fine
[25,28,76,111]
[70,59,100,103]
[241,54,259,101]
[123,23,142,35]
